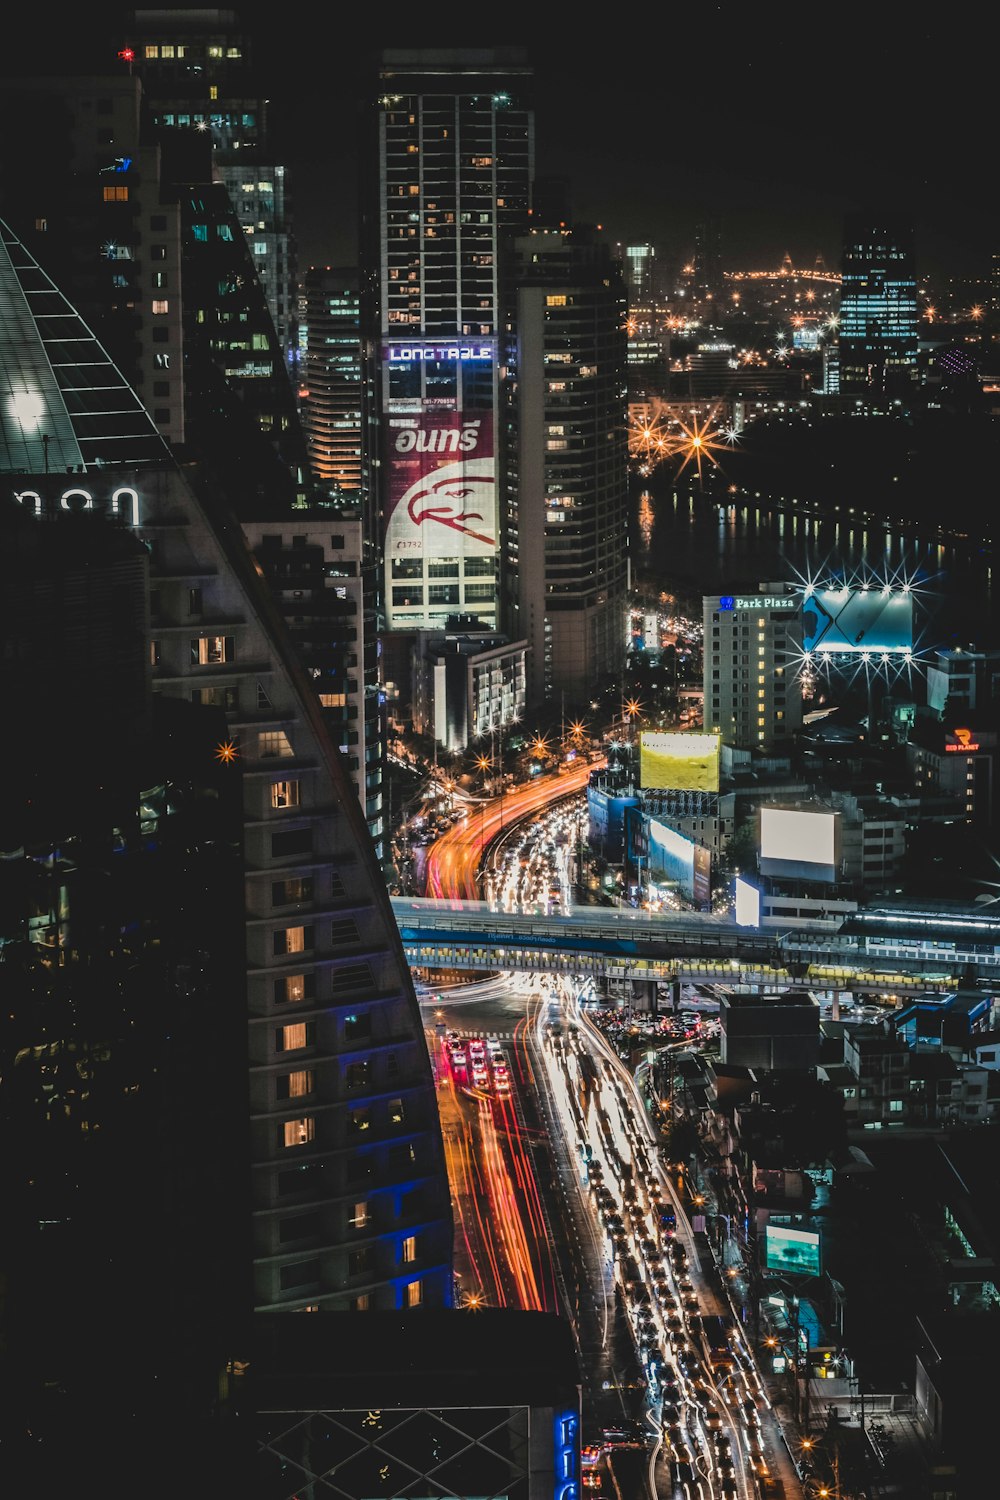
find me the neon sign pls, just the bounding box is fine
[554,1409,579,1500]
[386,343,494,363]
[720,595,796,611]
[946,728,980,752]
[13,485,141,528]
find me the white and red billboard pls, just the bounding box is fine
[384,411,497,564]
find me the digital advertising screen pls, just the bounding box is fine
[764,1224,822,1277]
[384,410,497,563]
[639,732,720,792]
[802,587,914,654]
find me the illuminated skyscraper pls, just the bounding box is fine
[363,48,534,633]
[0,222,454,1325]
[125,7,297,370]
[838,214,918,398]
[301,266,364,493]
[505,227,630,707]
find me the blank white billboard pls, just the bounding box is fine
[760,807,837,866]
[735,876,761,928]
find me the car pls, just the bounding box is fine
[717,1458,736,1481]
[683,1295,700,1315]
[671,1461,694,1488]
[661,1405,681,1427]
[449,1046,467,1067]
[666,1315,684,1335]
[472,1066,490,1088]
[741,1398,760,1427]
[658,1290,678,1311]
[486,1036,502,1055]
[705,1406,722,1430]
[677,1276,694,1293]
[494,1074,511,1095]
[719,1479,738,1497]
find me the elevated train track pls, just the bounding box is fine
[390,897,998,995]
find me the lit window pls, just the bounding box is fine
[318,693,347,708]
[402,1235,417,1264]
[208,45,223,57]
[258,730,294,758]
[406,1280,423,1308]
[103,186,129,202]
[279,1023,308,1051]
[271,779,300,808]
[351,1201,369,1229]
[152,298,169,314]
[283,1118,314,1147]
[389,1098,405,1125]
[285,1069,314,1098]
[160,44,175,58]
[209,85,218,101]
[282,975,307,1004]
[352,1293,370,1311]
[144,45,159,58]
[281,927,306,955]
[546,295,567,307]
[191,634,234,664]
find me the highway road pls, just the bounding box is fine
[423,759,604,901]
[420,975,804,1500]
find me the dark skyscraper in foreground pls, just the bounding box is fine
[0,214,453,1370]
[838,213,918,399]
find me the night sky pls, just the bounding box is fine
[7,3,994,281]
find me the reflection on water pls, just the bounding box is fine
[632,482,994,645]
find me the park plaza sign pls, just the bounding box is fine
[719,594,798,611]
[13,483,141,527]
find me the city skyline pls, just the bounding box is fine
[9,4,995,280]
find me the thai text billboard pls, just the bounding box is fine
[384,411,497,563]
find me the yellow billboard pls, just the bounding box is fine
[639,732,720,792]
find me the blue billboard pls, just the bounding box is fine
[802,587,913,654]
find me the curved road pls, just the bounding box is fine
[424,759,604,901]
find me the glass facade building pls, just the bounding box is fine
[838,215,918,397]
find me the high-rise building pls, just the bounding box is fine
[838,214,918,398]
[702,585,803,749]
[363,48,534,633]
[0,220,454,1318]
[301,266,364,493]
[621,242,657,306]
[0,60,309,515]
[505,227,630,707]
[125,7,298,371]
[242,514,387,860]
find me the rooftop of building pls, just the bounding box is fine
[248,1309,580,1410]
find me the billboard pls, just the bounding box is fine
[735,875,761,927]
[802,586,913,654]
[764,1224,821,1277]
[649,819,695,894]
[640,731,720,792]
[760,807,838,866]
[693,844,712,911]
[384,411,497,563]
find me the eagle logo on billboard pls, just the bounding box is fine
[385,413,497,558]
